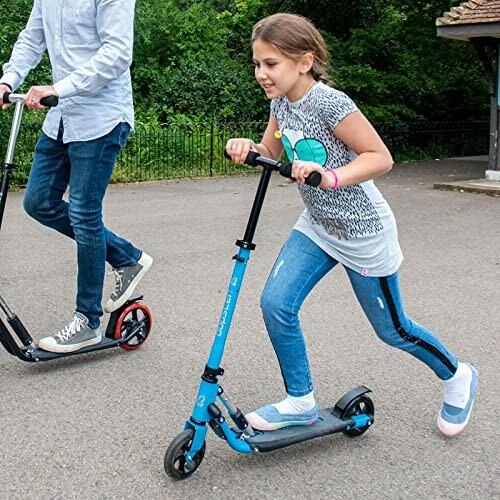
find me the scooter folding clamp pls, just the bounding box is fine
[1,162,18,172]
[202,365,224,383]
[235,239,256,250]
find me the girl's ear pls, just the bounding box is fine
[299,53,314,74]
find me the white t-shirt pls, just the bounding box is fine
[271,82,403,277]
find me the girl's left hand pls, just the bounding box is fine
[291,160,332,189]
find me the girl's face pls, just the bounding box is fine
[253,39,313,102]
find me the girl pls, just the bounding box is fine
[225,13,477,437]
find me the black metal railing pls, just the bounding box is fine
[0,119,489,187]
[377,120,489,162]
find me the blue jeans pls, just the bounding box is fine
[24,121,141,329]
[260,230,458,396]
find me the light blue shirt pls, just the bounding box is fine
[1,0,135,143]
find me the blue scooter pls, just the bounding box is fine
[164,151,374,479]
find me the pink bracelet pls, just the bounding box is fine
[327,168,339,190]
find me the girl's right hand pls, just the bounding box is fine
[225,138,257,164]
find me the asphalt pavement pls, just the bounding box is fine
[0,158,498,499]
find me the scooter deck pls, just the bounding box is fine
[22,336,122,361]
[244,408,353,452]
[2,294,147,362]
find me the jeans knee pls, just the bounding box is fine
[260,287,274,319]
[23,191,44,221]
[374,327,398,347]
[68,204,102,233]
[260,286,295,327]
[373,316,413,348]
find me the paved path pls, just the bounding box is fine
[0,159,498,499]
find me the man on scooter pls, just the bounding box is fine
[0,0,152,353]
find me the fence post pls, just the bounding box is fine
[209,122,214,177]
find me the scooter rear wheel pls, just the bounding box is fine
[113,302,152,351]
[164,429,206,480]
[341,395,374,437]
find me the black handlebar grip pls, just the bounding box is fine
[223,149,260,166]
[40,95,59,107]
[1,92,58,107]
[279,162,321,187]
[305,171,321,187]
[243,151,260,166]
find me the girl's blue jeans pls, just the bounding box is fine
[23,121,141,329]
[260,230,458,397]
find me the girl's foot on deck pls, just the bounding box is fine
[245,392,318,431]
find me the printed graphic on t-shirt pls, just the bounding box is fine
[281,129,328,167]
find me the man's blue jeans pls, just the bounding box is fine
[260,230,458,397]
[23,121,141,329]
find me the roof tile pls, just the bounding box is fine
[436,0,500,26]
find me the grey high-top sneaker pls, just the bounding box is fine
[38,312,102,353]
[105,252,153,313]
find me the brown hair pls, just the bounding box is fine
[252,13,330,84]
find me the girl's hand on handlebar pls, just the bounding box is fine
[0,84,13,110]
[25,85,58,110]
[225,138,257,165]
[291,160,333,188]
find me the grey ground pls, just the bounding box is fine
[0,159,498,499]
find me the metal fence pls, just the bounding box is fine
[0,119,489,187]
[377,120,489,162]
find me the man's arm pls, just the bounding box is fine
[54,0,135,99]
[1,0,46,92]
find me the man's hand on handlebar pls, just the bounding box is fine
[24,85,58,110]
[0,84,13,110]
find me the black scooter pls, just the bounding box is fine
[0,92,152,362]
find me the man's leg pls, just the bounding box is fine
[23,128,72,237]
[24,124,141,258]
[66,123,140,327]
[38,123,148,353]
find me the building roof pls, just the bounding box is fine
[436,0,500,40]
[436,0,500,27]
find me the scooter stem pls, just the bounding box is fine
[242,164,273,244]
[206,165,274,370]
[5,99,25,165]
[0,100,25,230]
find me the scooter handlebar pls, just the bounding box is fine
[224,149,321,187]
[2,92,59,108]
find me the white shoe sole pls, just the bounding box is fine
[245,411,317,431]
[38,334,102,354]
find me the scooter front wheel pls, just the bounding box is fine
[164,429,206,480]
[114,302,152,350]
[341,395,374,437]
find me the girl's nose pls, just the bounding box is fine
[255,66,267,80]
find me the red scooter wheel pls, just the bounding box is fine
[114,302,152,350]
